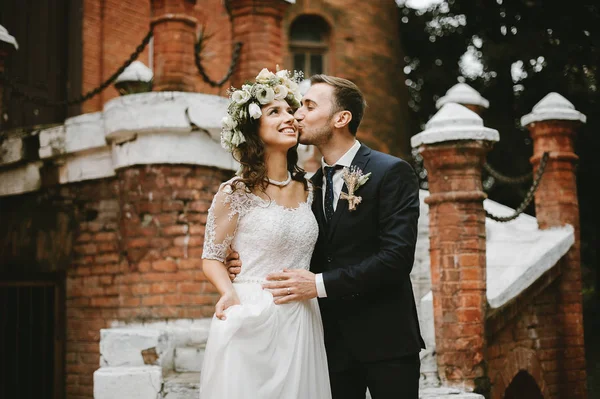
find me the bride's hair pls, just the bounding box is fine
[230,106,307,193]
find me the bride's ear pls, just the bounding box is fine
[333,110,352,130]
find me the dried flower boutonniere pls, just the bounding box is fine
[340,165,371,211]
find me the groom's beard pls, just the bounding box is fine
[298,123,334,147]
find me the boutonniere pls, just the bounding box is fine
[340,165,371,211]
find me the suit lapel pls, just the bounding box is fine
[310,169,327,232]
[326,144,372,241]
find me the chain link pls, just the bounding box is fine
[194,30,242,87]
[483,161,533,184]
[0,29,153,107]
[485,152,550,223]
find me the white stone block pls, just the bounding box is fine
[56,147,115,183]
[0,162,41,197]
[64,112,106,153]
[103,91,228,142]
[110,131,236,171]
[38,125,67,158]
[100,328,171,368]
[0,135,25,165]
[93,366,162,399]
[174,346,205,373]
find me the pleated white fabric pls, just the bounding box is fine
[200,179,331,399]
[199,284,331,398]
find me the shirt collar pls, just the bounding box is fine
[321,140,361,171]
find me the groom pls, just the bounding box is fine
[228,75,424,398]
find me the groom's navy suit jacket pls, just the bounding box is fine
[310,144,425,371]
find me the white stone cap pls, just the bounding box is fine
[435,83,489,109]
[0,25,18,50]
[521,92,587,126]
[411,103,499,148]
[115,61,153,83]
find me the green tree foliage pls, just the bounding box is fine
[398,0,598,296]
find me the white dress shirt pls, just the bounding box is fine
[315,140,361,298]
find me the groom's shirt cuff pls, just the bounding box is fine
[315,273,328,298]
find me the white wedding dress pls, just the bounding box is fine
[200,178,331,399]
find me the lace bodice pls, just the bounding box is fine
[202,178,318,282]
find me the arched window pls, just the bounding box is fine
[504,371,544,399]
[289,15,330,77]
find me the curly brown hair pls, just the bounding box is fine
[230,104,307,194]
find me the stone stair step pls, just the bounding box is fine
[93,366,162,399]
[100,327,171,368]
[174,345,205,373]
[162,371,200,399]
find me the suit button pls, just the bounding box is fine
[327,257,332,263]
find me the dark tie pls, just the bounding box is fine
[324,165,342,223]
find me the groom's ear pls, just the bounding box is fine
[333,110,352,130]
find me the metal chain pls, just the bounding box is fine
[485,152,550,223]
[194,31,242,87]
[0,29,153,107]
[483,161,533,184]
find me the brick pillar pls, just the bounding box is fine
[436,82,489,116]
[150,0,198,92]
[521,92,587,398]
[228,0,290,88]
[0,25,18,128]
[412,103,499,393]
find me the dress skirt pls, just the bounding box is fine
[199,282,332,399]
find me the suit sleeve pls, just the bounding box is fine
[321,159,420,298]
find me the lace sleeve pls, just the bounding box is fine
[201,182,250,263]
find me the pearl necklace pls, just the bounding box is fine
[267,172,292,187]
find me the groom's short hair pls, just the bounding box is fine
[309,74,366,136]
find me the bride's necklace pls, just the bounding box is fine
[267,172,292,187]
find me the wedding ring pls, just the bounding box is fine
[287,288,291,295]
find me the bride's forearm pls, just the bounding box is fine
[202,259,236,296]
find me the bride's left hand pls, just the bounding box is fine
[215,290,241,320]
[263,269,317,304]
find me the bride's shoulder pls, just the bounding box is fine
[218,177,249,195]
[212,177,256,215]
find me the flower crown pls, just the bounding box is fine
[221,68,304,152]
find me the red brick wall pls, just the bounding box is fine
[283,0,413,157]
[487,281,562,399]
[80,0,414,157]
[64,165,230,398]
[0,164,231,398]
[81,0,232,114]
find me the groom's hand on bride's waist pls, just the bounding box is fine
[225,251,242,281]
[263,269,317,304]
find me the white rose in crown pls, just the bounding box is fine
[340,165,372,211]
[255,85,276,104]
[232,89,251,105]
[273,85,289,101]
[256,68,276,83]
[248,103,262,119]
[221,115,237,131]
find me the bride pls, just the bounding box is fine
[199,68,332,398]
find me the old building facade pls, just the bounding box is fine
[0,1,587,398]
